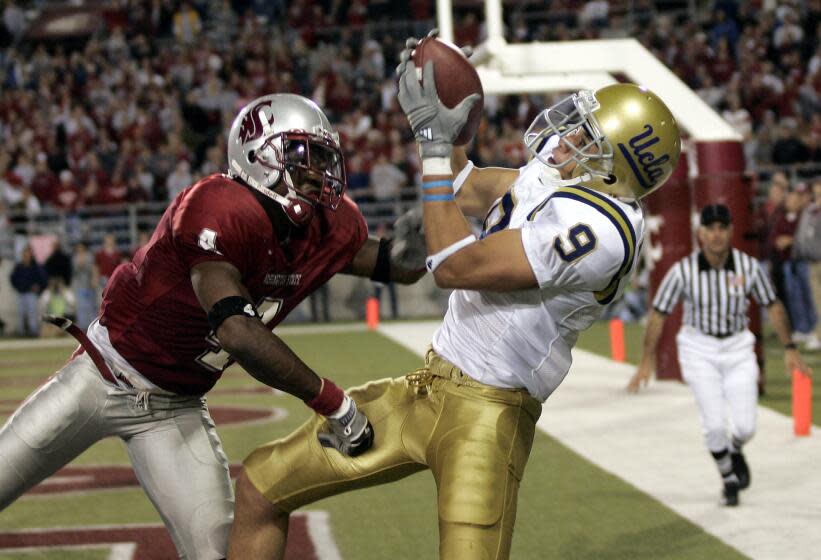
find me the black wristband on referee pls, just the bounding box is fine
[207,296,259,331]
[784,342,797,350]
[370,237,392,284]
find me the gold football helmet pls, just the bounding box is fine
[524,83,681,199]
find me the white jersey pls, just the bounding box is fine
[433,160,645,402]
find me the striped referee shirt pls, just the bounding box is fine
[652,249,777,337]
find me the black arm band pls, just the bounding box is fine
[784,342,797,350]
[370,237,392,283]
[207,296,260,331]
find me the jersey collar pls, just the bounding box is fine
[698,251,734,272]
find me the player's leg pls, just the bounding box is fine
[721,332,758,490]
[123,398,234,560]
[229,377,427,559]
[677,333,739,505]
[0,352,110,509]
[428,381,541,560]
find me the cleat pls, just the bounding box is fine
[731,452,750,490]
[721,480,740,507]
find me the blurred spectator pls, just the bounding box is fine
[369,152,406,218]
[793,178,821,350]
[30,153,57,205]
[758,172,790,312]
[44,239,72,287]
[71,241,97,330]
[309,283,331,323]
[10,245,47,337]
[51,170,82,212]
[773,189,817,344]
[166,159,193,201]
[579,1,610,29]
[173,2,202,45]
[2,0,26,42]
[94,233,123,289]
[772,123,810,165]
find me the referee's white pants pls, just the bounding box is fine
[676,326,758,453]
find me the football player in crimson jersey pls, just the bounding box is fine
[228,37,681,560]
[0,94,425,560]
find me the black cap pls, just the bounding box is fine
[700,204,732,226]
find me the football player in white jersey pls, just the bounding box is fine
[228,39,681,559]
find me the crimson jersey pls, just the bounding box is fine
[98,174,368,395]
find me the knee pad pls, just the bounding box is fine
[437,429,507,527]
[733,427,755,446]
[181,498,234,559]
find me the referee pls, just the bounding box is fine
[627,204,811,506]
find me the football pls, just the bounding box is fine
[412,37,484,146]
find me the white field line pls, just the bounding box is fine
[0,543,136,559]
[305,510,344,560]
[0,323,371,351]
[378,321,821,560]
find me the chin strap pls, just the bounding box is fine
[539,169,590,188]
[228,161,316,226]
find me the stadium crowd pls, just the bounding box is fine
[0,0,820,341]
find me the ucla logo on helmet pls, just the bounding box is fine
[617,124,670,190]
[238,100,275,144]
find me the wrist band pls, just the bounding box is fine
[423,193,454,202]
[422,157,452,176]
[425,234,477,272]
[422,180,454,190]
[784,342,797,350]
[305,378,345,416]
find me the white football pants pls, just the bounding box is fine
[0,352,233,559]
[676,326,759,453]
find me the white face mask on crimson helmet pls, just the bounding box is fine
[226,93,347,226]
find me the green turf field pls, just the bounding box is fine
[1,323,816,559]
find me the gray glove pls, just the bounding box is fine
[391,206,426,272]
[403,29,473,59]
[396,41,481,160]
[317,395,374,457]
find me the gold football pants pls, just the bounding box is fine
[244,350,542,560]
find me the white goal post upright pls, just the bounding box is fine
[437,0,755,382]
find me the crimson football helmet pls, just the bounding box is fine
[227,94,346,226]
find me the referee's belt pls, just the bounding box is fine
[708,331,740,339]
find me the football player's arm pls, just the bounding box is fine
[190,260,374,456]
[343,236,426,284]
[626,309,667,393]
[451,146,518,218]
[422,157,536,290]
[191,260,322,399]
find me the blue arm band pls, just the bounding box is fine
[422,180,454,190]
[423,193,455,202]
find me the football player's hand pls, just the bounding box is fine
[318,395,374,457]
[403,29,474,60]
[396,46,480,160]
[391,206,426,272]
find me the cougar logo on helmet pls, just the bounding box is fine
[618,124,671,190]
[238,101,275,144]
[227,93,348,227]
